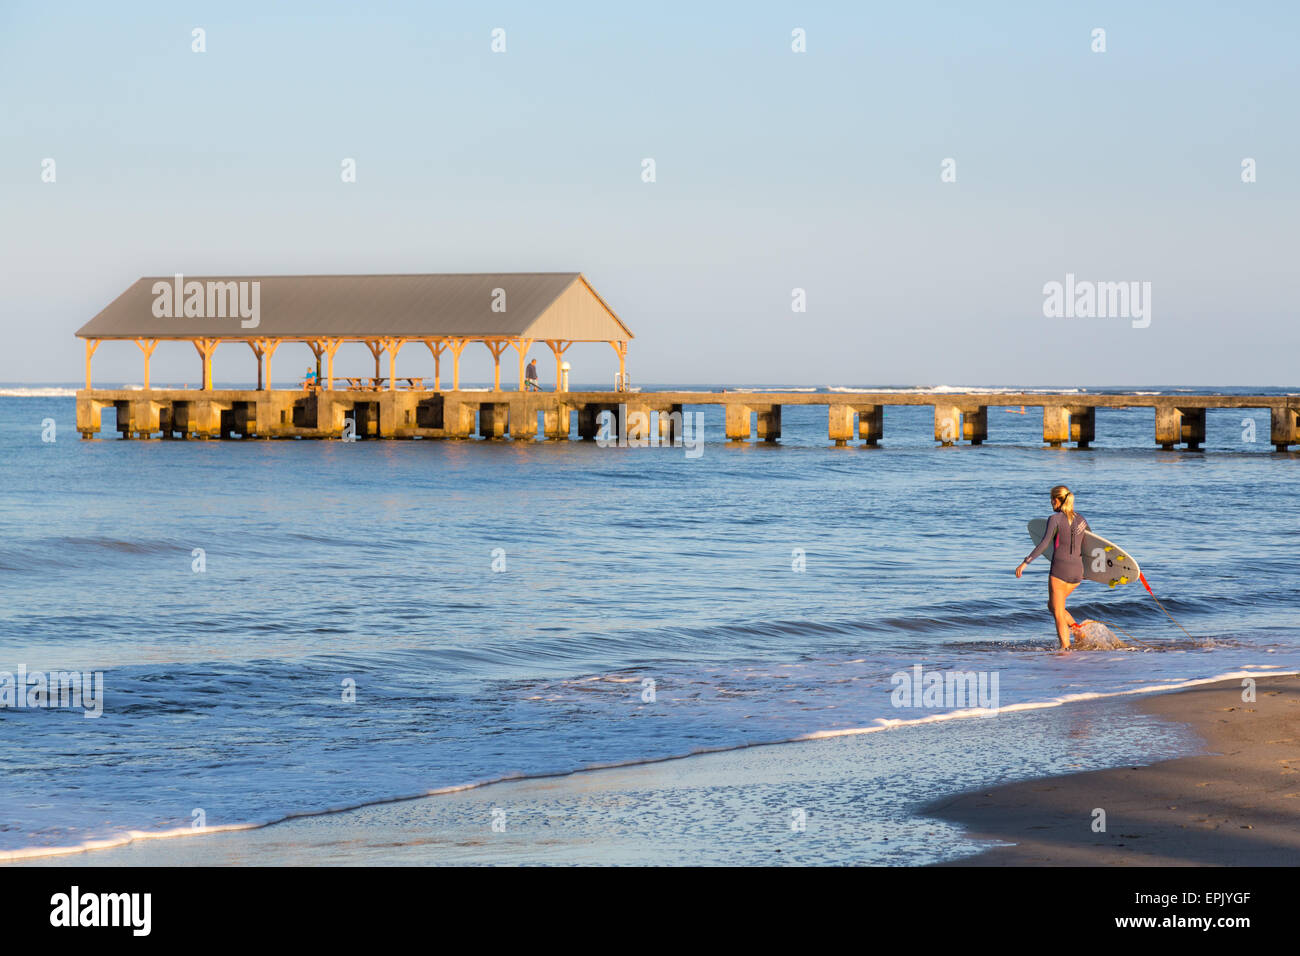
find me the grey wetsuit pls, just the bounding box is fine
[1024,511,1088,584]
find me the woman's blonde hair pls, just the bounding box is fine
[1050,485,1075,522]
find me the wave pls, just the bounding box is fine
[2,666,1291,863]
[826,385,1086,395]
[0,388,77,398]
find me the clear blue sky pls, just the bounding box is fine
[2,1,1296,386]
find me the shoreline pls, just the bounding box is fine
[9,674,1296,866]
[924,674,1300,865]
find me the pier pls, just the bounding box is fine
[73,272,1299,450]
[75,388,1300,451]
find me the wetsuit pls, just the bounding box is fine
[1024,511,1088,584]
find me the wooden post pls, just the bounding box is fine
[133,338,158,390]
[261,339,281,390]
[484,339,510,391]
[365,340,383,385]
[423,338,447,391]
[545,339,571,392]
[512,338,534,392]
[383,338,406,390]
[193,338,220,391]
[84,339,101,389]
[323,338,343,390]
[307,340,326,389]
[609,340,628,388]
[449,339,467,391]
[246,340,265,390]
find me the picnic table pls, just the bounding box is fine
[338,376,426,390]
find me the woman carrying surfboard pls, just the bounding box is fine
[1015,485,1087,650]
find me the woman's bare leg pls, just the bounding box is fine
[1048,577,1081,649]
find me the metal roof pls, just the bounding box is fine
[75,273,633,341]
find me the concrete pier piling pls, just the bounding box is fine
[74,388,1299,454]
[542,405,566,440]
[828,404,854,446]
[1155,406,1206,450]
[625,403,653,443]
[1271,406,1300,452]
[961,406,988,445]
[754,405,781,442]
[657,404,683,444]
[725,404,751,442]
[934,405,988,445]
[1042,405,1095,449]
[856,405,884,445]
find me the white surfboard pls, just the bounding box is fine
[1026,519,1142,589]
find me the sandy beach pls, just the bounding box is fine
[8,674,1296,867]
[926,673,1300,865]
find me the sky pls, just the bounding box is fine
[1,1,1297,387]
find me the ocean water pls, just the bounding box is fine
[1,384,1298,862]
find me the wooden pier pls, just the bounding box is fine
[75,388,1300,451]
[72,272,1299,451]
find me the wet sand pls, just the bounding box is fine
[8,675,1296,866]
[925,674,1300,865]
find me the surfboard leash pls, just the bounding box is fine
[1081,618,1157,650]
[1138,572,1198,641]
[1081,575,1196,650]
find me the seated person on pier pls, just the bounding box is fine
[303,366,318,390]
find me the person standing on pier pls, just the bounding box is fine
[1014,485,1088,651]
[524,359,540,391]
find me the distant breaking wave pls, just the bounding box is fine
[0,387,78,398]
[826,385,1085,395]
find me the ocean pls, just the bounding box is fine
[2,384,1297,863]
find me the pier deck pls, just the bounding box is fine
[76,389,1300,451]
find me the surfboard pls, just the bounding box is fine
[1026,518,1142,589]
